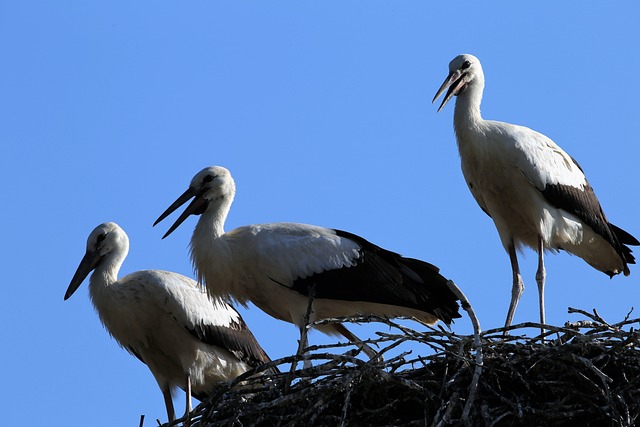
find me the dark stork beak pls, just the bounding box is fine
[64,250,101,300]
[432,68,467,112]
[154,187,208,239]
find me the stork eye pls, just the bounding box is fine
[96,233,107,243]
[203,175,215,183]
[461,60,471,70]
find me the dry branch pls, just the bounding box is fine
[158,308,640,427]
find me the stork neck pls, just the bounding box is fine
[453,85,483,126]
[190,197,234,294]
[193,196,232,249]
[88,251,124,293]
[452,82,485,149]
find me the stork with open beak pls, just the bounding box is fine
[154,166,461,360]
[433,54,638,330]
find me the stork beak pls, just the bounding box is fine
[64,250,101,300]
[154,187,208,239]
[432,69,466,112]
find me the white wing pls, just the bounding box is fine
[120,270,274,368]
[227,223,362,286]
[490,121,587,190]
[224,223,461,324]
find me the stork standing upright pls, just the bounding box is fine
[154,166,461,358]
[64,222,276,424]
[433,54,638,329]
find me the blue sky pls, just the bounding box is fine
[2,2,639,426]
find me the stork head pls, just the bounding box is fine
[154,166,236,239]
[65,222,129,300]
[432,54,483,112]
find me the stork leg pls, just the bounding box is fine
[296,323,312,370]
[291,284,316,375]
[161,385,176,423]
[183,373,192,427]
[286,286,316,392]
[535,235,546,334]
[331,323,380,360]
[504,242,524,332]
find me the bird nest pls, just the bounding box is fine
[160,307,640,427]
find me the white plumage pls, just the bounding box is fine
[433,53,638,328]
[64,222,275,424]
[154,166,461,357]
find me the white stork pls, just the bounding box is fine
[433,53,639,329]
[64,222,276,424]
[154,166,461,358]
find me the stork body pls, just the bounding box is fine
[155,166,461,357]
[65,222,275,424]
[433,54,638,328]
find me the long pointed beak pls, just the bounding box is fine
[154,188,208,239]
[64,250,101,300]
[432,69,465,112]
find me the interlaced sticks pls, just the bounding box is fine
[156,307,640,427]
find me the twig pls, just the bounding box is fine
[446,280,483,426]
[173,308,640,427]
[286,283,316,392]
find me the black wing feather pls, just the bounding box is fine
[541,179,638,267]
[184,316,279,375]
[290,229,461,324]
[126,345,146,365]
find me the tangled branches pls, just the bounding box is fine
[162,307,640,427]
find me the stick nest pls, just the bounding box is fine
[163,308,640,427]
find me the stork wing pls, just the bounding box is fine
[294,229,461,324]
[230,223,461,324]
[507,123,638,263]
[130,270,276,372]
[229,223,363,286]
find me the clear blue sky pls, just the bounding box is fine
[2,2,639,426]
